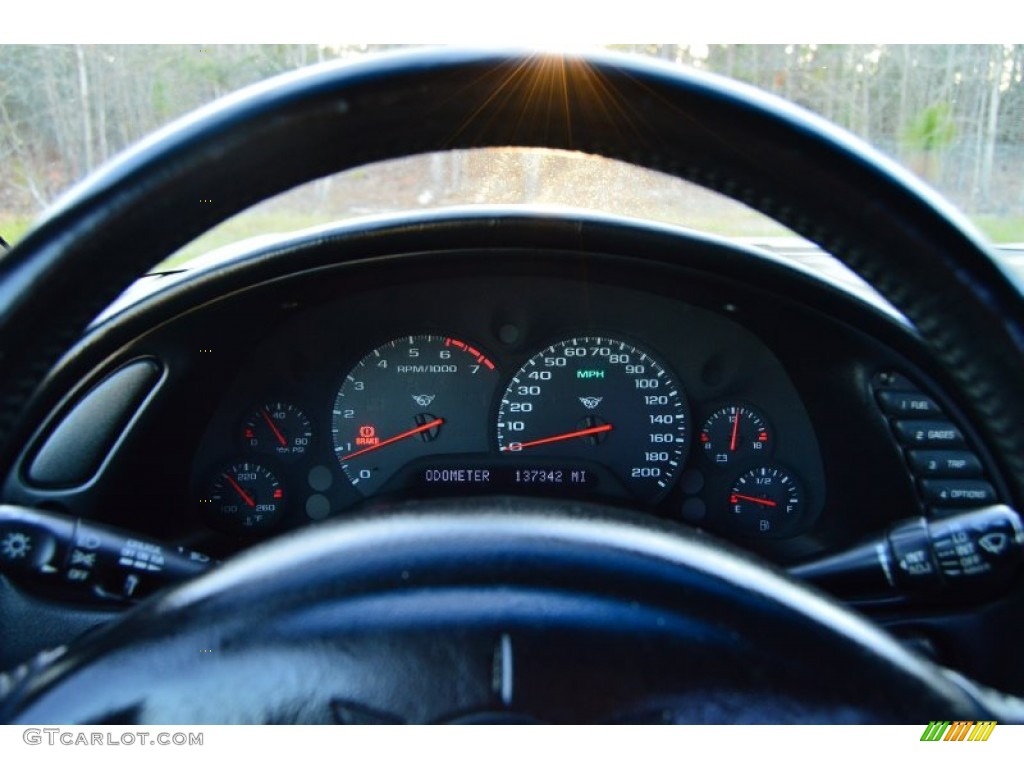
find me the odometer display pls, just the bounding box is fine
[496,336,689,502]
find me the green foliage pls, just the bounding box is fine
[972,214,1024,243]
[2,45,1022,226]
[904,102,956,152]
[0,215,39,245]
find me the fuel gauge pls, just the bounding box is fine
[727,465,805,538]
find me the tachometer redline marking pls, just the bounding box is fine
[501,423,613,452]
[338,417,445,461]
[444,336,495,369]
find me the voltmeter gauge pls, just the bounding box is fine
[699,405,771,466]
[202,462,285,534]
[242,402,312,461]
[726,465,804,538]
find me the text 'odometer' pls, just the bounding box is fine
[496,336,689,503]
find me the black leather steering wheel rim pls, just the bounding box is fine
[0,48,1020,723]
[1,499,990,723]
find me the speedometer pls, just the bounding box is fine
[496,336,689,503]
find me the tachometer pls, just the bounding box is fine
[496,336,689,503]
[331,335,499,495]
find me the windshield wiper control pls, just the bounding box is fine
[790,505,1024,602]
[0,505,217,604]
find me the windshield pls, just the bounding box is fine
[1,44,1021,269]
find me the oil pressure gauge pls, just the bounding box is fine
[242,402,312,461]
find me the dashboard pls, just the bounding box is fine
[2,209,1022,700]
[5,211,1010,568]
[191,273,828,548]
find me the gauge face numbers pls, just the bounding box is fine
[496,336,688,503]
[332,335,500,496]
[727,465,804,538]
[204,462,285,533]
[242,402,312,460]
[699,405,771,466]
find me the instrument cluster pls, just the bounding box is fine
[190,273,826,546]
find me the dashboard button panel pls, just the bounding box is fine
[872,372,1004,518]
[875,390,941,417]
[919,479,998,507]
[891,420,965,447]
[907,450,983,478]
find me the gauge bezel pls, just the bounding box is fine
[240,401,314,461]
[201,460,286,535]
[724,463,807,539]
[495,333,690,504]
[330,332,502,496]
[698,402,774,470]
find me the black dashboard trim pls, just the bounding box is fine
[6,210,1001,546]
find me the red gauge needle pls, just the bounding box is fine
[261,408,288,447]
[339,417,445,461]
[730,493,777,508]
[223,474,256,508]
[729,409,741,452]
[501,423,613,451]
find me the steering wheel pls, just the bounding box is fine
[1,49,1021,724]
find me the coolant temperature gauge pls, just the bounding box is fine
[727,465,805,538]
[202,462,285,534]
